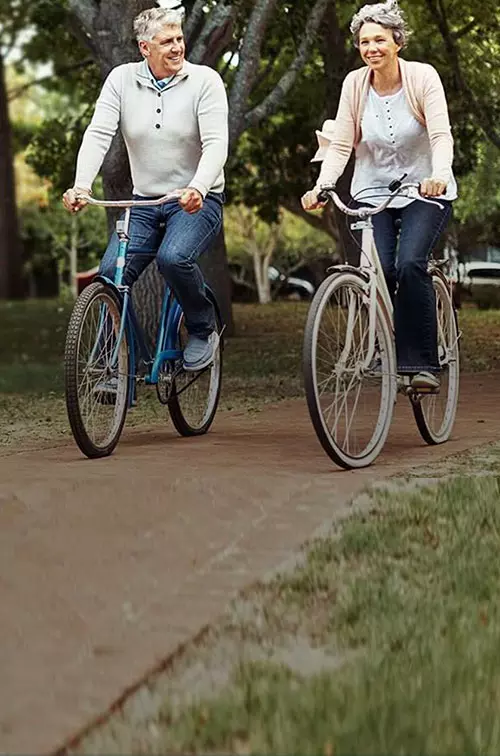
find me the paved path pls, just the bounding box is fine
[1,372,499,754]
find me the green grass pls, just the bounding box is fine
[143,474,500,755]
[1,299,499,449]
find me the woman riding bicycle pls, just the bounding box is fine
[302,0,457,392]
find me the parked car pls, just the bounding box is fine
[453,261,500,309]
[458,261,500,290]
[268,265,315,300]
[229,263,315,302]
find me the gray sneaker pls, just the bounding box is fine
[93,376,118,405]
[410,371,440,392]
[183,331,219,372]
[93,376,137,406]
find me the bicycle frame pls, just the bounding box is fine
[78,190,189,407]
[348,217,393,372]
[321,182,446,376]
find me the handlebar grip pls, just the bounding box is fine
[317,190,329,203]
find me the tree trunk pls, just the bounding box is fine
[321,7,360,266]
[0,52,23,298]
[253,251,272,304]
[200,224,234,329]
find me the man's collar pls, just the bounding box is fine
[137,58,190,89]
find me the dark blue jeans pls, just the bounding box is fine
[99,192,224,338]
[370,199,452,374]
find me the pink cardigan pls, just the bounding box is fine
[317,57,454,188]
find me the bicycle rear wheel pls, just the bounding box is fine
[303,272,396,469]
[168,291,223,436]
[411,274,459,444]
[65,282,130,458]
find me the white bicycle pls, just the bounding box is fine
[303,179,460,469]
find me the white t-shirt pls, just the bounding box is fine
[351,87,458,208]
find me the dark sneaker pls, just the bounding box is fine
[183,331,219,372]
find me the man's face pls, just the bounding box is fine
[140,23,185,78]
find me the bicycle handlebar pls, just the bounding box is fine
[317,183,445,217]
[74,189,184,208]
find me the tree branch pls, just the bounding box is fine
[243,0,332,134]
[220,48,238,81]
[7,60,95,101]
[282,196,339,243]
[184,0,208,49]
[452,18,478,40]
[67,0,98,36]
[425,0,500,149]
[189,1,236,65]
[228,0,279,144]
[67,0,100,58]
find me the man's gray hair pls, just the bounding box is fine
[133,7,185,42]
[350,0,410,48]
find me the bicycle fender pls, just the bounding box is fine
[325,264,370,283]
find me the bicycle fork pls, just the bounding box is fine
[337,272,378,374]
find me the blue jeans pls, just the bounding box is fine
[370,199,452,374]
[99,192,224,338]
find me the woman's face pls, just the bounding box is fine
[358,22,401,72]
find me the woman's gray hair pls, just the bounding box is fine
[350,0,410,48]
[133,7,185,42]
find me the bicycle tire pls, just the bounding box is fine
[168,289,223,436]
[65,281,130,458]
[411,274,459,444]
[303,271,396,469]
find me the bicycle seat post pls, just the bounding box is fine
[114,208,131,286]
[115,207,131,239]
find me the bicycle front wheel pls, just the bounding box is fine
[168,291,223,436]
[411,274,460,444]
[65,282,130,458]
[303,272,396,469]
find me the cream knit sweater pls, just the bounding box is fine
[75,60,228,198]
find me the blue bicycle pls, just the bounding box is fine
[64,192,224,459]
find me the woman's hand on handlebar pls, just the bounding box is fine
[420,177,447,198]
[62,187,91,214]
[301,186,328,212]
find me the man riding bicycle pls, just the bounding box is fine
[62,5,229,373]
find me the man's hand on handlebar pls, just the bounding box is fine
[178,187,203,214]
[301,186,328,212]
[62,187,91,214]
